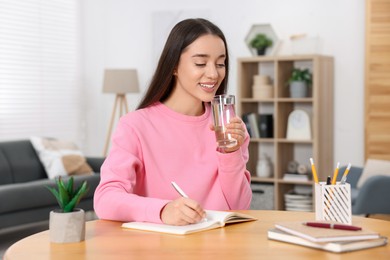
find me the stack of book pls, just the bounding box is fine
[284,186,313,212]
[268,221,387,253]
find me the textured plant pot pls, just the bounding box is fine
[49,208,85,243]
[289,81,308,98]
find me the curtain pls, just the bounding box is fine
[0,0,85,145]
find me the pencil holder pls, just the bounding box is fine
[314,182,352,224]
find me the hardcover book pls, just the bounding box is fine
[275,221,380,242]
[268,228,387,253]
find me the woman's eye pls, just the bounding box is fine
[217,63,225,68]
[195,63,206,67]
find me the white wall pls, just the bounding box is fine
[81,0,365,167]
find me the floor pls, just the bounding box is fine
[0,211,97,258]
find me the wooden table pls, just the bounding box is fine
[4,210,390,259]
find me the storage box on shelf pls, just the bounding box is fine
[250,183,274,210]
[237,55,334,210]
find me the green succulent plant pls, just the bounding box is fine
[287,68,312,85]
[47,176,89,213]
[249,33,273,50]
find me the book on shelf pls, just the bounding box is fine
[243,113,274,138]
[274,221,380,243]
[258,114,273,138]
[242,113,253,137]
[268,228,388,253]
[283,173,310,181]
[242,113,260,138]
[121,210,257,235]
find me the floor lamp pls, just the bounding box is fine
[102,69,139,156]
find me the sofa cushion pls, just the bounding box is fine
[357,159,390,188]
[30,136,93,179]
[0,140,47,184]
[0,148,13,185]
[0,174,100,214]
[350,188,359,205]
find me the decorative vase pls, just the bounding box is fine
[289,81,308,98]
[49,208,86,243]
[256,154,273,178]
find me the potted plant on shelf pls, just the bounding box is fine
[249,33,273,55]
[287,68,312,98]
[47,176,89,243]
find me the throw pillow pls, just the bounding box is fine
[357,158,390,188]
[30,136,93,179]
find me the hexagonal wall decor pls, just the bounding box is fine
[245,24,279,56]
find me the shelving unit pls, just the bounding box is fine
[237,55,334,210]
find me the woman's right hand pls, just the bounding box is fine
[160,197,206,226]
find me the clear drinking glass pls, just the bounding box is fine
[211,94,238,149]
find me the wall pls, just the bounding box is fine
[81,0,365,167]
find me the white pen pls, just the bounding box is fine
[171,181,189,198]
[170,181,208,222]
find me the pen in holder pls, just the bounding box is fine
[314,182,352,224]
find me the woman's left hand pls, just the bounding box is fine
[224,117,246,152]
[210,117,247,153]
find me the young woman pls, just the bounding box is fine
[94,18,252,226]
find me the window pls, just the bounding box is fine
[0,0,84,144]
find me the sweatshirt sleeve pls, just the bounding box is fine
[93,118,169,224]
[216,131,252,210]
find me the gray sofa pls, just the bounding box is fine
[0,140,103,230]
[337,165,390,216]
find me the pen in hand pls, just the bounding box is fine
[171,181,189,198]
[171,181,208,222]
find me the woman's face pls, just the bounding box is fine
[173,34,226,107]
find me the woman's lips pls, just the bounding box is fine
[200,83,216,92]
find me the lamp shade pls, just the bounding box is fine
[103,69,139,94]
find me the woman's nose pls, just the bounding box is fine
[206,64,218,79]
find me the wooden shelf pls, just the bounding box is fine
[237,55,334,211]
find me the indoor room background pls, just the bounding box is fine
[1,0,365,166]
[84,0,364,166]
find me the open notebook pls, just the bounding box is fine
[122,210,257,235]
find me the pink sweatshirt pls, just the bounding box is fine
[94,102,252,223]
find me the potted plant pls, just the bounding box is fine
[47,176,89,243]
[249,33,273,55]
[287,68,312,98]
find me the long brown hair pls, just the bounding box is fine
[137,18,229,109]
